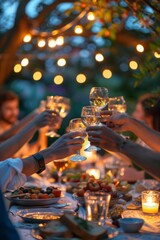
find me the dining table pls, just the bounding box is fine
[7,182,160,240]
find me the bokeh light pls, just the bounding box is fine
[102,69,112,79]
[48,38,56,48]
[14,64,22,73]
[154,52,160,58]
[95,53,104,62]
[38,39,46,48]
[57,58,66,67]
[76,74,86,83]
[136,44,144,52]
[87,12,95,21]
[74,25,83,34]
[54,75,64,85]
[129,60,138,70]
[56,36,64,46]
[23,34,32,43]
[33,71,42,81]
[21,58,29,67]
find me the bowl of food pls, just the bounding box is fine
[119,218,144,233]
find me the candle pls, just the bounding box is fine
[142,191,159,214]
[86,168,100,179]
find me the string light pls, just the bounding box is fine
[56,36,64,46]
[57,58,66,67]
[136,44,144,52]
[74,25,83,34]
[38,39,46,48]
[14,64,22,73]
[48,38,56,48]
[95,53,104,62]
[129,60,138,70]
[33,71,42,81]
[21,58,29,67]
[76,74,86,83]
[54,75,64,85]
[23,34,32,43]
[102,69,112,79]
[154,52,160,58]
[87,12,95,21]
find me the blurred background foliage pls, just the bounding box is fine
[0,0,160,134]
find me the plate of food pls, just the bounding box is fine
[4,186,62,206]
[17,208,63,223]
[31,214,118,239]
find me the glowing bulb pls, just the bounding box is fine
[23,34,32,43]
[48,38,56,48]
[21,58,29,67]
[74,25,83,34]
[102,69,112,79]
[14,64,22,73]
[154,52,160,58]
[33,71,42,81]
[76,74,86,83]
[38,39,46,48]
[95,53,104,62]
[129,60,138,70]
[57,58,66,67]
[56,36,64,46]
[136,44,144,52]
[54,75,64,85]
[87,12,95,21]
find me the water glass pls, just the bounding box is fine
[84,191,111,226]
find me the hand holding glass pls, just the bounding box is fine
[81,106,101,152]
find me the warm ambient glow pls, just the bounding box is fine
[14,64,22,73]
[102,69,112,79]
[48,38,56,48]
[76,74,86,83]
[129,60,138,70]
[57,58,66,67]
[95,53,104,62]
[21,58,29,67]
[23,34,32,43]
[74,25,83,34]
[87,12,95,21]
[154,52,160,58]
[33,71,42,81]
[86,168,100,179]
[142,191,159,214]
[38,39,46,48]
[54,75,64,85]
[56,36,64,46]
[136,44,144,52]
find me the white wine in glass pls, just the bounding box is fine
[108,96,127,113]
[89,87,109,110]
[81,106,101,152]
[54,159,68,186]
[69,118,87,162]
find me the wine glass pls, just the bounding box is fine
[53,159,68,187]
[89,87,109,110]
[108,96,127,114]
[81,106,101,152]
[45,96,60,138]
[54,96,71,118]
[69,118,87,162]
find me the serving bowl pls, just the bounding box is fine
[119,218,144,233]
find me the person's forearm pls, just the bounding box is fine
[129,118,160,152]
[22,148,54,176]
[0,111,36,142]
[120,140,160,180]
[0,122,38,160]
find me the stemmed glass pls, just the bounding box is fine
[108,96,127,113]
[81,106,101,152]
[89,87,109,110]
[45,96,60,138]
[53,159,68,187]
[69,118,87,162]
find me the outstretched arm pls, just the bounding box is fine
[103,112,160,152]
[87,125,160,180]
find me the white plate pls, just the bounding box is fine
[17,208,62,223]
[4,193,61,206]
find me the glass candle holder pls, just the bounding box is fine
[142,190,159,214]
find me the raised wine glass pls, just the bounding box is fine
[45,96,60,138]
[69,118,87,162]
[89,87,109,110]
[54,96,71,118]
[81,106,101,152]
[108,96,127,114]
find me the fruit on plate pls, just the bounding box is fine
[9,186,61,199]
[66,172,94,183]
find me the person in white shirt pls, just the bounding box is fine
[0,131,85,192]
